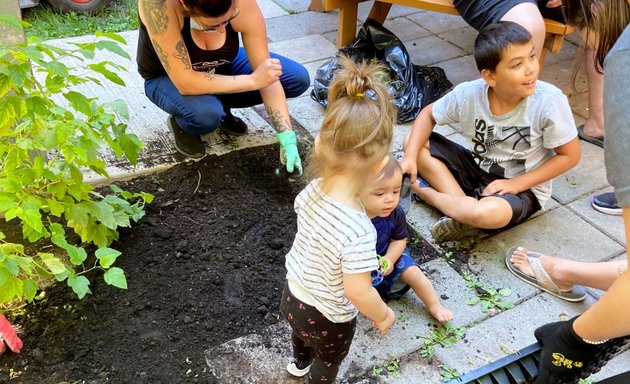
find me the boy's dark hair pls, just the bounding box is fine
[474,21,532,72]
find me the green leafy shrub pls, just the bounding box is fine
[0,16,152,305]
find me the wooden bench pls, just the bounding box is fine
[309,0,574,67]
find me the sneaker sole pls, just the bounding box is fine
[286,362,311,377]
[591,204,623,216]
[431,218,479,243]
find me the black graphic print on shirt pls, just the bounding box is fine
[472,118,531,178]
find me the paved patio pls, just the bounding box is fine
[8,0,629,382]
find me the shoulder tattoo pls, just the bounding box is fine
[173,40,191,70]
[142,0,169,35]
[266,107,290,132]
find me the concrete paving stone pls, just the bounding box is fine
[406,11,471,34]
[539,58,587,96]
[551,141,608,204]
[565,88,589,119]
[381,16,432,42]
[272,0,313,13]
[543,39,580,67]
[434,55,480,86]
[435,295,592,376]
[362,350,444,383]
[392,122,412,154]
[475,206,624,265]
[265,11,341,42]
[437,26,477,52]
[405,35,466,66]
[568,186,626,245]
[406,201,444,243]
[259,0,288,19]
[269,34,337,64]
[357,2,424,22]
[287,95,326,136]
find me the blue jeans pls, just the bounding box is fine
[143,48,310,136]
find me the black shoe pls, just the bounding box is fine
[167,116,205,159]
[218,111,248,136]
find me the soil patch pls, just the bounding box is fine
[0,144,440,383]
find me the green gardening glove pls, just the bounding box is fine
[276,131,302,175]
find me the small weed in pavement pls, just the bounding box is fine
[420,323,466,358]
[463,272,514,313]
[440,366,461,382]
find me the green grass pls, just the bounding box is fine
[22,0,138,40]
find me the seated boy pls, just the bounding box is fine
[400,21,580,243]
[359,156,452,322]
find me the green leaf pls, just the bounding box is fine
[66,202,90,228]
[0,277,23,303]
[67,245,87,265]
[46,198,65,217]
[91,200,116,229]
[104,267,127,289]
[466,296,480,305]
[64,91,93,116]
[95,247,121,268]
[95,31,127,44]
[39,252,66,275]
[0,14,22,30]
[22,279,38,302]
[0,196,18,214]
[87,62,125,86]
[95,40,130,60]
[0,268,10,285]
[67,275,92,299]
[498,288,512,297]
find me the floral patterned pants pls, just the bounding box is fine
[281,284,356,383]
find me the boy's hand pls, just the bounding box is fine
[372,307,396,336]
[381,257,395,275]
[482,179,523,196]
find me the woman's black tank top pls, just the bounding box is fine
[136,17,239,80]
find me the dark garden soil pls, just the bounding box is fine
[0,144,441,384]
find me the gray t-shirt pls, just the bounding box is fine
[432,79,577,206]
[604,25,630,208]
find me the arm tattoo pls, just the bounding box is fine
[266,107,290,132]
[173,40,191,70]
[152,41,170,73]
[203,68,216,82]
[142,0,169,35]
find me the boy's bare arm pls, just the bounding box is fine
[400,103,436,182]
[482,137,581,196]
[382,238,406,275]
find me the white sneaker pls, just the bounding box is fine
[286,361,312,377]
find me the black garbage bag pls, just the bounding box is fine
[311,18,453,124]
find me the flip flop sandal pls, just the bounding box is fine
[505,246,586,302]
[577,125,604,148]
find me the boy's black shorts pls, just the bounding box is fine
[428,132,542,231]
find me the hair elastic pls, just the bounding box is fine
[356,92,364,97]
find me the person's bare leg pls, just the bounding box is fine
[415,145,466,196]
[582,47,605,138]
[501,3,546,58]
[401,266,452,323]
[509,246,627,291]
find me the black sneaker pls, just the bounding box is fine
[591,192,622,215]
[167,116,205,159]
[218,110,248,136]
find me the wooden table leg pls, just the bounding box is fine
[368,1,392,24]
[337,4,359,47]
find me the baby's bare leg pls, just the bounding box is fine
[400,266,452,322]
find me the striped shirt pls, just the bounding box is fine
[285,179,379,323]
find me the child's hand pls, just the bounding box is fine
[399,158,417,184]
[482,179,522,196]
[373,307,396,336]
[381,257,394,276]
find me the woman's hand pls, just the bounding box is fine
[252,58,282,89]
